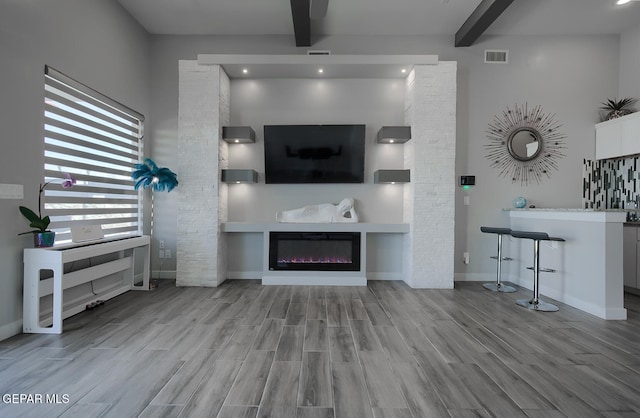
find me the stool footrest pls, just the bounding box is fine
[526,266,556,273]
[490,256,513,261]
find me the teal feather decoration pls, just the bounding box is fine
[132,158,178,192]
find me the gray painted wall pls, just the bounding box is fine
[228,78,406,223]
[0,0,149,337]
[226,77,406,280]
[462,35,619,280]
[148,33,622,281]
[620,24,640,99]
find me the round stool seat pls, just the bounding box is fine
[510,230,565,242]
[480,227,512,235]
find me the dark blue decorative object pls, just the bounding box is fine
[132,158,179,192]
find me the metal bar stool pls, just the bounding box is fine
[510,230,565,312]
[480,227,516,293]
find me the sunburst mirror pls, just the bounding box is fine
[485,103,566,185]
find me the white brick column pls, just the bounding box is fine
[404,63,457,288]
[176,61,230,287]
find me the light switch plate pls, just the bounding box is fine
[0,184,24,199]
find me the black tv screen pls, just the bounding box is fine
[264,124,365,184]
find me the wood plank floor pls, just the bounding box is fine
[2,280,640,417]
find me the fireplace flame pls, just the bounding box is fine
[277,256,352,264]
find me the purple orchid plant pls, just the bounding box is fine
[19,173,76,234]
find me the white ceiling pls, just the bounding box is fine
[116,0,640,79]
[117,0,640,37]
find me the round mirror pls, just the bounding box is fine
[485,104,566,185]
[507,128,542,161]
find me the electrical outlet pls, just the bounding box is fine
[463,252,470,264]
[159,240,165,249]
[159,249,165,259]
[165,249,172,259]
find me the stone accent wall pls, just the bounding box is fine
[404,63,457,288]
[218,70,230,285]
[176,62,230,287]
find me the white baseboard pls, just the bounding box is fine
[0,320,22,343]
[227,271,262,280]
[454,273,497,282]
[152,270,176,280]
[366,272,403,281]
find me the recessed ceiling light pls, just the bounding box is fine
[389,139,395,143]
[318,68,324,74]
[234,139,240,143]
[401,68,407,73]
[617,0,631,4]
[242,68,248,74]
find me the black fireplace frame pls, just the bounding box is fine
[269,231,361,271]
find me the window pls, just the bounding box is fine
[43,66,144,243]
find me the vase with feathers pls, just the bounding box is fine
[132,158,179,192]
[131,158,178,282]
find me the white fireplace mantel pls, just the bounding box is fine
[222,222,409,234]
[221,222,410,286]
[223,222,409,286]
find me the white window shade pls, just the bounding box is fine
[43,66,144,243]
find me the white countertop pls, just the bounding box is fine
[503,208,631,212]
[507,208,627,222]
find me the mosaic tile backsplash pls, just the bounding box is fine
[583,157,640,209]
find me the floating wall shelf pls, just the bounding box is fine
[222,126,256,143]
[376,126,412,144]
[374,169,411,184]
[222,169,259,183]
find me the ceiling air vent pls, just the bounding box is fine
[307,50,331,55]
[484,50,508,64]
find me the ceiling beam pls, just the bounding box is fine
[290,0,311,47]
[454,0,515,47]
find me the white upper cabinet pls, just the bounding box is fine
[595,111,640,160]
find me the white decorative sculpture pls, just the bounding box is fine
[278,198,359,223]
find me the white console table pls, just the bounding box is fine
[23,235,150,334]
[222,223,409,286]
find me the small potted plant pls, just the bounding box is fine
[600,97,637,121]
[19,173,76,247]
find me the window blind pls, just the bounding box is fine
[43,66,144,243]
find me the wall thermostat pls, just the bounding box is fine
[460,175,476,186]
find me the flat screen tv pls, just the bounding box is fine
[264,124,365,184]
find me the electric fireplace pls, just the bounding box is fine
[269,232,361,271]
